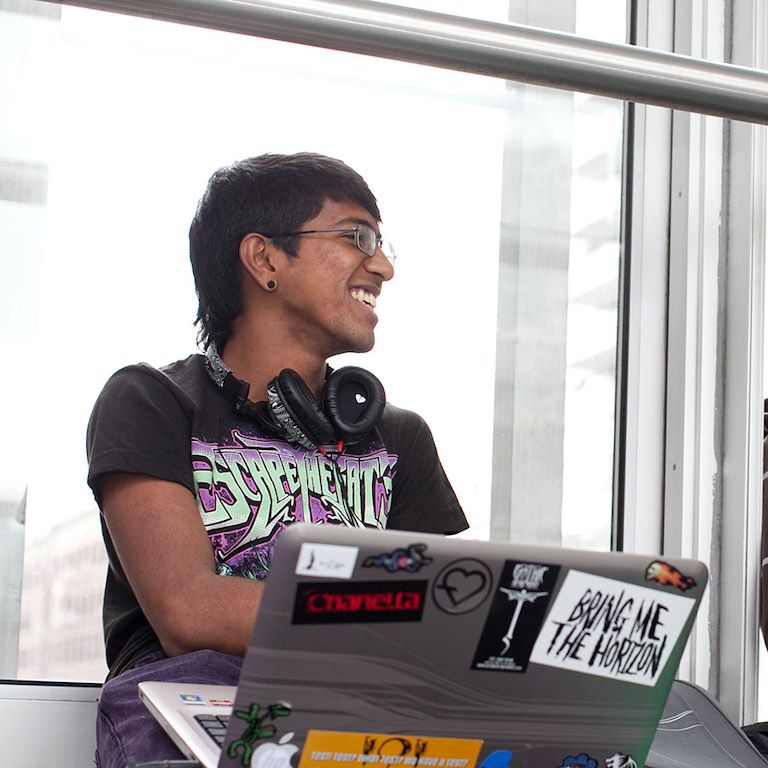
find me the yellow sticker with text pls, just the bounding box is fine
[298,730,483,768]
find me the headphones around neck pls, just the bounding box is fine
[204,345,386,451]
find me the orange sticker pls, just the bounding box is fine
[298,730,483,768]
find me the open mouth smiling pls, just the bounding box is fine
[350,288,377,308]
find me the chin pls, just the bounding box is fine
[342,334,376,355]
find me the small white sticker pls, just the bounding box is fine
[529,569,695,687]
[296,542,359,579]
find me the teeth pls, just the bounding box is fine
[351,288,377,308]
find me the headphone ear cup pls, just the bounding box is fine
[324,367,385,442]
[269,369,335,448]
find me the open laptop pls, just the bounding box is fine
[140,524,708,768]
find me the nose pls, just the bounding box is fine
[366,247,395,281]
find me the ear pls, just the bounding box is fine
[239,233,277,291]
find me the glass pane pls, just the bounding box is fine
[1,1,625,681]
[368,0,626,39]
[760,223,768,719]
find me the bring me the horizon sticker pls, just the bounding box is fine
[528,570,696,686]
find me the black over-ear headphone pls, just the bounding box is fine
[205,346,385,451]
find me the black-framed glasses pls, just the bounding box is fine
[267,224,396,262]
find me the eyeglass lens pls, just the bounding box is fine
[358,225,396,261]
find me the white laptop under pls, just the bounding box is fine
[140,682,236,768]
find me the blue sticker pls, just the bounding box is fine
[557,754,597,768]
[479,750,514,768]
[179,694,203,703]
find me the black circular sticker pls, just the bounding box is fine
[431,558,494,615]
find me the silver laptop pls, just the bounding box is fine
[140,524,708,768]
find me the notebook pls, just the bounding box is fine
[139,524,708,768]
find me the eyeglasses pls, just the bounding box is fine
[267,224,396,262]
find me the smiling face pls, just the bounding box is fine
[272,198,395,359]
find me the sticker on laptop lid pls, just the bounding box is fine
[556,753,597,768]
[478,750,514,768]
[529,570,696,686]
[250,732,300,768]
[298,730,483,768]
[645,560,697,592]
[293,580,427,624]
[432,559,493,615]
[296,542,359,579]
[471,560,560,672]
[363,543,433,573]
[226,701,292,768]
[604,753,638,768]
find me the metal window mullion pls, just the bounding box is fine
[664,105,725,688]
[624,0,728,703]
[617,101,672,557]
[717,0,768,725]
[660,0,727,704]
[719,116,765,725]
[618,0,674,558]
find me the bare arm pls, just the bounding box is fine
[100,472,263,657]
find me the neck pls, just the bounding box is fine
[216,334,328,401]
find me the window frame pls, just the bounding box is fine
[2,0,767,724]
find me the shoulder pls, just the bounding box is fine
[378,404,468,535]
[86,356,212,496]
[379,402,429,429]
[97,355,206,409]
[88,356,211,450]
[377,403,436,449]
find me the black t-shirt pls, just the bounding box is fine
[87,354,467,678]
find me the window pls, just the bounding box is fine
[1,1,625,681]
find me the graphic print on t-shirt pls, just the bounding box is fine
[192,430,397,578]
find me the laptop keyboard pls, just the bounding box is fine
[194,713,231,746]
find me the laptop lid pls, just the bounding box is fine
[215,525,707,768]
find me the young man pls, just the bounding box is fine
[87,153,467,767]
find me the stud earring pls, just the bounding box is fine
[266,280,277,291]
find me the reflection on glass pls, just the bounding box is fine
[1,0,624,681]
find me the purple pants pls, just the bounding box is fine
[96,649,243,768]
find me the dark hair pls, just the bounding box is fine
[190,152,381,350]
